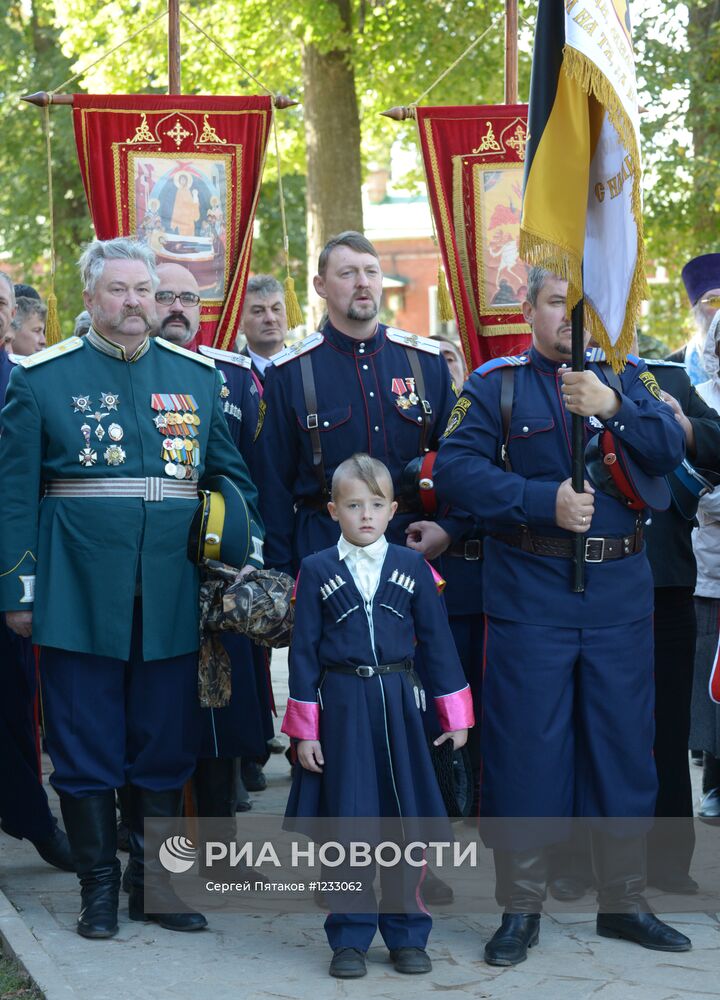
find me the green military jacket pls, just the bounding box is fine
[0,329,263,661]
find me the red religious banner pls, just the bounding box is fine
[416,104,531,367]
[73,94,272,349]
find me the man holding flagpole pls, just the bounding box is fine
[435,0,692,966]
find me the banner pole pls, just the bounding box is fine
[504,0,518,104]
[571,296,586,592]
[168,0,181,94]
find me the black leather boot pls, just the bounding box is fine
[193,757,269,884]
[60,792,120,939]
[126,786,207,932]
[194,756,237,817]
[484,849,546,966]
[592,833,691,952]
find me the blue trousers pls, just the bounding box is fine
[41,601,201,796]
[480,616,658,822]
[0,622,56,841]
[324,860,431,952]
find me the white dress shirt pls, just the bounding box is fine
[337,534,388,603]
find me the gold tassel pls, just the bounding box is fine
[437,265,455,323]
[44,290,62,346]
[284,275,304,330]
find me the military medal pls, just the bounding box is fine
[78,447,97,467]
[108,423,124,442]
[72,394,92,413]
[220,384,230,399]
[104,445,126,466]
[100,391,119,411]
[152,392,200,476]
[406,377,419,406]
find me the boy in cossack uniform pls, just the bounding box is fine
[282,454,474,979]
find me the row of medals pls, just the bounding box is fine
[153,400,201,481]
[73,392,126,467]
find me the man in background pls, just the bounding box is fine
[236,274,287,386]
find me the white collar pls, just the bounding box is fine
[247,347,273,375]
[337,534,388,564]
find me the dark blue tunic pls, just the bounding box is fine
[283,544,473,819]
[433,346,686,830]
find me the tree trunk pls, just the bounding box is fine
[303,0,364,326]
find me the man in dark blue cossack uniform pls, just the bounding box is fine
[254,230,470,574]
[434,266,691,964]
[154,263,274,816]
[254,230,483,902]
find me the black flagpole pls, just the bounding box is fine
[571,296,586,592]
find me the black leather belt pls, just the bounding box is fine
[448,538,483,560]
[492,528,643,562]
[323,659,413,677]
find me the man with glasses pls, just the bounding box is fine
[0,239,263,940]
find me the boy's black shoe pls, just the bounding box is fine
[484,913,540,966]
[329,948,367,978]
[389,948,432,974]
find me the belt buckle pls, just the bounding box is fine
[464,539,482,561]
[306,413,319,430]
[144,477,164,502]
[356,665,375,677]
[585,537,605,563]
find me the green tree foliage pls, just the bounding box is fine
[636,1,720,347]
[1,0,528,325]
[0,0,92,327]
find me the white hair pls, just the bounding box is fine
[78,238,158,294]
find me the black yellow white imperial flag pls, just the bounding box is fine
[520,0,646,371]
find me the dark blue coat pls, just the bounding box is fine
[197,345,260,474]
[434,346,686,627]
[196,344,270,758]
[254,322,468,575]
[282,543,473,819]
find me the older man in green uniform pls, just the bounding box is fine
[0,237,263,940]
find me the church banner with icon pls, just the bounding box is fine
[73,94,272,349]
[416,104,531,368]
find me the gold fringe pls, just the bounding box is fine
[561,46,648,371]
[44,292,62,347]
[518,229,584,316]
[437,266,455,323]
[284,275,304,330]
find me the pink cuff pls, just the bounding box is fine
[434,684,474,731]
[281,697,320,740]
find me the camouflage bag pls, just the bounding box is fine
[197,562,295,708]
